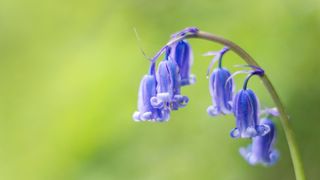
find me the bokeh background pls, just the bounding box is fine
[1,0,320,179]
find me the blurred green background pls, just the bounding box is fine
[0,0,320,179]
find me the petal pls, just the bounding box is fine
[230,128,240,138]
[243,127,258,138]
[157,92,171,101]
[232,89,260,138]
[156,61,171,95]
[155,109,170,122]
[207,105,219,116]
[132,111,141,121]
[267,150,279,166]
[138,75,156,113]
[256,124,271,136]
[141,112,153,121]
[240,145,254,165]
[150,96,164,109]
[166,59,181,95]
[173,95,189,108]
[170,40,194,86]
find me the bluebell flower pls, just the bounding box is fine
[169,40,195,86]
[166,56,189,110]
[229,66,269,138]
[205,47,234,116]
[230,89,270,138]
[133,63,170,122]
[153,56,189,111]
[240,118,279,166]
[155,60,172,101]
[207,68,234,116]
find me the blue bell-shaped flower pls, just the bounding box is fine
[133,63,170,122]
[230,89,269,138]
[240,118,279,166]
[205,47,234,116]
[169,40,196,86]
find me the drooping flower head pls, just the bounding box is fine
[169,40,195,86]
[169,28,198,86]
[240,109,279,166]
[133,62,170,122]
[153,50,189,111]
[166,50,189,110]
[204,47,234,116]
[155,60,173,102]
[132,27,284,168]
[230,66,270,138]
[133,28,200,123]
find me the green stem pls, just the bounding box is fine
[183,31,305,180]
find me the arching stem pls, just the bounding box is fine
[153,30,306,180]
[190,31,306,180]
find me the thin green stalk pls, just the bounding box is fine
[185,31,306,180]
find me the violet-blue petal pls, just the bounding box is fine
[230,89,270,138]
[133,74,170,122]
[156,61,172,101]
[166,59,181,97]
[133,74,157,121]
[170,40,195,86]
[239,119,279,166]
[171,95,189,110]
[156,59,189,111]
[153,108,170,122]
[207,68,233,116]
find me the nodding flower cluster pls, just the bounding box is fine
[132,27,279,166]
[133,27,197,122]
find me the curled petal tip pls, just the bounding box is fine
[181,75,196,86]
[141,112,153,120]
[189,75,196,84]
[257,124,271,136]
[243,127,258,138]
[150,97,164,109]
[248,155,259,165]
[230,128,240,138]
[240,148,252,165]
[268,150,279,166]
[133,112,141,121]
[207,106,219,117]
[155,110,170,122]
[173,95,189,108]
